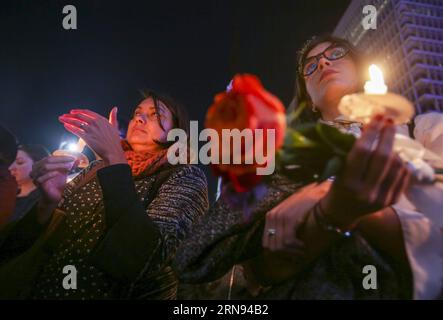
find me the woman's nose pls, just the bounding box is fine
[135,114,147,124]
[318,57,331,71]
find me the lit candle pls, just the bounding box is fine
[364,64,387,94]
[68,138,86,153]
[338,63,414,125]
[337,63,443,184]
[53,137,89,169]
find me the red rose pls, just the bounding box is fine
[205,74,286,192]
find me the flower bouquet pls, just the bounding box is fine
[205,73,443,226]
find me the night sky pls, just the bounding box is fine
[0,0,350,200]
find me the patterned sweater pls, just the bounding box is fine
[174,174,407,300]
[0,161,208,299]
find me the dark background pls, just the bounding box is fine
[0,0,350,201]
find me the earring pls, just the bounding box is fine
[312,105,318,113]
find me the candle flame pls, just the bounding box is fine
[68,143,79,152]
[76,138,86,153]
[364,64,388,94]
[62,138,86,153]
[369,65,384,84]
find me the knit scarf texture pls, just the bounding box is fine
[121,140,169,178]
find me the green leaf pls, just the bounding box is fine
[320,156,343,181]
[288,130,318,148]
[277,149,297,164]
[315,123,355,156]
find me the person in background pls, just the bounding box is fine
[173,35,420,300]
[289,34,443,299]
[0,125,18,229]
[0,91,208,299]
[8,145,50,223]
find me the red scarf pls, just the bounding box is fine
[121,141,169,178]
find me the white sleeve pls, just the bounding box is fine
[391,113,443,299]
[414,112,443,158]
[392,195,443,299]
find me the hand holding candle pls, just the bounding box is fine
[338,64,443,184]
[339,64,414,125]
[58,107,127,167]
[52,137,89,169]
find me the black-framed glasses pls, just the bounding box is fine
[302,43,350,76]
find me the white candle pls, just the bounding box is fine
[53,137,89,169]
[364,64,387,94]
[76,138,86,152]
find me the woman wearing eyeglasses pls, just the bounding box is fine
[173,35,437,299]
[288,35,443,300]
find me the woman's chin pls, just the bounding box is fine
[127,141,142,149]
[127,139,159,151]
[127,135,148,145]
[323,82,355,100]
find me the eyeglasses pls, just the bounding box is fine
[302,43,350,76]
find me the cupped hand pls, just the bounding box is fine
[31,155,75,206]
[321,114,412,228]
[262,181,331,254]
[58,107,127,166]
